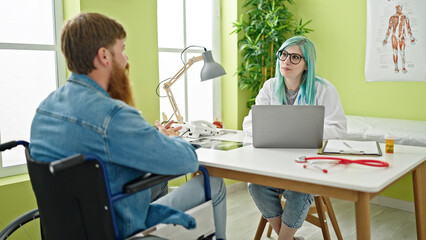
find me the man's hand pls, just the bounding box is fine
[155,120,182,137]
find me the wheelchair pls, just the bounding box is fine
[0,140,215,240]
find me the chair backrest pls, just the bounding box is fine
[25,150,117,240]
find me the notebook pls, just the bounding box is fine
[252,105,325,148]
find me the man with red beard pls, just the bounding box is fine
[29,12,226,239]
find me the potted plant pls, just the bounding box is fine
[232,0,313,107]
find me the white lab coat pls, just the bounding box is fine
[243,77,347,140]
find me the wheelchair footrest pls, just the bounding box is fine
[128,200,215,240]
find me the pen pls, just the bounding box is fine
[343,142,352,149]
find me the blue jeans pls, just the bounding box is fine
[248,183,313,229]
[153,175,227,239]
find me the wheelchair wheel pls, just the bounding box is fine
[0,209,41,240]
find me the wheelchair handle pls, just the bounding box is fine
[0,140,29,152]
[49,154,86,175]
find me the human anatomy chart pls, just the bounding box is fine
[365,0,426,82]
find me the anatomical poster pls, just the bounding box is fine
[365,0,426,82]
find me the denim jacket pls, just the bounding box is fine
[30,73,199,238]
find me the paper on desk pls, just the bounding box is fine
[324,139,381,155]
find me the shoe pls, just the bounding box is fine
[294,237,305,240]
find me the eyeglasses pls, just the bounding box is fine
[277,50,304,65]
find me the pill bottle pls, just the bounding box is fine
[385,134,395,154]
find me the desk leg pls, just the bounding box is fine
[413,162,426,240]
[355,192,370,240]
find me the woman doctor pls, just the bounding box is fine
[243,36,346,240]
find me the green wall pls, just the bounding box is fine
[0,175,37,232]
[220,0,250,130]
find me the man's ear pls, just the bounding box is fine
[96,47,110,67]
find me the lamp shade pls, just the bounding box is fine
[200,50,226,81]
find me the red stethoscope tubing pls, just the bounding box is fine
[303,156,389,167]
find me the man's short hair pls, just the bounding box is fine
[61,12,126,74]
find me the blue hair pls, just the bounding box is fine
[273,36,324,105]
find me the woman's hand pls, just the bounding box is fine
[155,120,182,137]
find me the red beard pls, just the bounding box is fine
[107,61,135,107]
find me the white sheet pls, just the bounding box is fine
[345,115,426,147]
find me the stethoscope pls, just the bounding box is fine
[295,156,389,173]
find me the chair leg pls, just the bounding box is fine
[314,196,331,240]
[254,196,342,240]
[254,216,267,240]
[267,223,273,237]
[322,197,343,240]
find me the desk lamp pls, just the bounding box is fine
[163,47,226,136]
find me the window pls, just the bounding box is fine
[0,0,66,177]
[157,0,222,123]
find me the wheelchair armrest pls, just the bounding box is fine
[49,154,86,175]
[123,174,182,194]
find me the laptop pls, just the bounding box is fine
[252,105,324,148]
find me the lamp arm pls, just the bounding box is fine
[163,55,204,124]
[164,87,184,123]
[165,55,203,88]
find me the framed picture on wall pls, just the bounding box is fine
[365,0,426,82]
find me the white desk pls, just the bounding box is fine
[195,131,426,240]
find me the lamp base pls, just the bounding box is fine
[174,121,220,138]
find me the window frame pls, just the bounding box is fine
[157,0,222,122]
[0,0,66,177]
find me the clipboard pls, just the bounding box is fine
[318,139,382,156]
